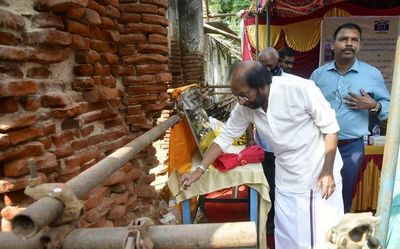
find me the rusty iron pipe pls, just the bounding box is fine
[1,222,257,249]
[12,115,181,237]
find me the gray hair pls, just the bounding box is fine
[258,47,279,60]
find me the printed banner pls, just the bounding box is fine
[320,16,400,91]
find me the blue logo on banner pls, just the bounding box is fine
[374,20,389,31]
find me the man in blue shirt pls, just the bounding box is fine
[310,23,390,212]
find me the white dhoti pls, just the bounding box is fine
[274,181,344,249]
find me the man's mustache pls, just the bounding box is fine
[342,48,355,53]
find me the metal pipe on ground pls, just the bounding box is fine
[12,115,181,238]
[0,222,257,249]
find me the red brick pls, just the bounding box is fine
[122,54,168,65]
[126,85,166,95]
[137,174,156,185]
[136,64,168,75]
[87,133,106,145]
[73,64,94,76]
[50,104,82,119]
[87,0,106,16]
[101,76,116,87]
[0,97,18,113]
[35,0,88,13]
[90,40,114,53]
[32,13,64,29]
[29,47,71,64]
[142,14,168,26]
[141,0,168,8]
[82,109,117,124]
[106,205,126,220]
[99,53,118,65]
[1,206,25,220]
[0,45,29,62]
[148,34,168,45]
[105,6,120,18]
[0,133,10,149]
[41,93,70,107]
[123,94,158,105]
[103,171,127,186]
[61,118,82,130]
[3,189,31,206]
[0,31,17,45]
[104,117,124,129]
[88,26,104,40]
[37,136,52,149]
[22,30,72,46]
[125,105,143,115]
[0,172,47,193]
[71,139,88,150]
[52,130,75,147]
[53,146,74,159]
[82,200,111,223]
[19,96,40,111]
[0,64,23,78]
[110,0,118,7]
[7,126,44,145]
[102,30,120,42]
[119,34,146,46]
[109,184,127,193]
[65,150,99,169]
[118,3,157,14]
[0,141,44,162]
[124,113,147,124]
[82,8,101,25]
[66,20,90,36]
[42,121,56,136]
[80,125,94,137]
[100,16,116,29]
[0,9,24,30]
[75,50,100,64]
[72,77,96,91]
[26,67,50,79]
[93,63,111,76]
[158,7,166,16]
[99,86,120,100]
[137,44,168,55]
[65,7,85,20]
[0,80,37,97]
[111,65,134,76]
[56,165,81,182]
[117,45,136,56]
[145,102,166,112]
[124,23,167,35]
[83,186,108,210]
[105,127,127,141]
[3,152,58,177]
[135,184,156,198]
[0,113,37,132]
[119,13,140,23]
[96,0,111,5]
[71,35,91,50]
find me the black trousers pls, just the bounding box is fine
[262,151,276,223]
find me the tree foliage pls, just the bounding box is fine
[207,0,252,33]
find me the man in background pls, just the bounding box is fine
[310,23,390,212]
[278,47,295,73]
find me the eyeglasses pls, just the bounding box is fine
[237,96,249,102]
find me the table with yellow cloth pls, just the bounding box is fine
[167,147,271,249]
[351,145,384,212]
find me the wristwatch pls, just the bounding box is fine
[369,102,381,113]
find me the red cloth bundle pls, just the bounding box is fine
[213,145,265,172]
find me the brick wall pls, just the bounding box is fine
[0,0,171,230]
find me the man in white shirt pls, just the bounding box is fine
[181,61,344,248]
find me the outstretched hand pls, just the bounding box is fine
[180,169,204,190]
[344,89,376,110]
[317,172,336,200]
